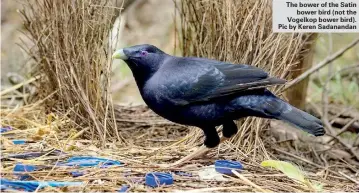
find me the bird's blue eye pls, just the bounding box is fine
[140,51,148,56]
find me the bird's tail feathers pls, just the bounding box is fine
[253,93,325,137]
[277,104,325,136]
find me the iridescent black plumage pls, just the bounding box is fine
[115,44,325,148]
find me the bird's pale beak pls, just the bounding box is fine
[112,49,128,60]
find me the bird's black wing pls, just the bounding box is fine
[199,63,286,101]
[156,57,285,105]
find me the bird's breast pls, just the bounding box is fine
[142,91,225,126]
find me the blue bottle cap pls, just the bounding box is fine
[215,160,244,175]
[145,172,173,187]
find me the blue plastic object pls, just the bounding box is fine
[58,156,122,168]
[12,139,26,145]
[14,164,37,180]
[14,164,37,172]
[118,185,129,192]
[145,172,173,187]
[0,184,17,191]
[0,178,83,192]
[0,126,12,133]
[214,160,244,175]
[70,171,84,177]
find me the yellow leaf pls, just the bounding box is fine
[261,160,323,192]
[261,160,305,183]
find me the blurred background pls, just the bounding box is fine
[2,0,358,108]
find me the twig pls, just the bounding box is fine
[322,118,359,160]
[275,148,323,168]
[330,106,354,125]
[231,170,271,192]
[338,171,359,185]
[285,37,359,89]
[326,118,358,144]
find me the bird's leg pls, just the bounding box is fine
[157,122,241,168]
[203,126,221,148]
[222,120,238,138]
[158,126,227,168]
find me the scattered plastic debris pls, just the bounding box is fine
[118,185,129,192]
[0,184,17,191]
[0,126,12,133]
[215,160,243,175]
[12,139,27,145]
[14,164,42,180]
[70,171,84,177]
[7,152,49,159]
[197,166,226,181]
[14,164,37,173]
[145,172,173,187]
[10,156,121,180]
[58,156,122,168]
[13,164,37,179]
[0,178,83,192]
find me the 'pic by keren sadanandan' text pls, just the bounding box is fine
[297,23,356,30]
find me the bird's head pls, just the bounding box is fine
[112,44,166,86]
[112,44,165,69]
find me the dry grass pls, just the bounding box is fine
[179,0,316,159]
[1,104,357,192]
[19,0,121,143]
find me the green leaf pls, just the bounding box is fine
[261,160,323,192]
[261,160,305,183]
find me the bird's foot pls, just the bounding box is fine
[222,120,238,138]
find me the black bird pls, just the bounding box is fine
[112,44,325,166]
